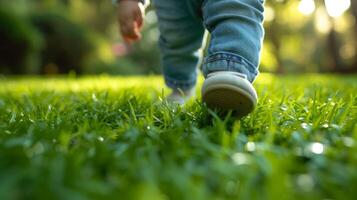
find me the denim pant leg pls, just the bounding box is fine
[153,0,205,90]
[202,0,265,82]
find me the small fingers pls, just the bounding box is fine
[120,20,141,42]
[135,9,144,29]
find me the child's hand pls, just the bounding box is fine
[117,0,145,42]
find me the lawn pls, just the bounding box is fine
[0,74,356,200]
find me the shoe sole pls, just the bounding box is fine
[202,73,257,117]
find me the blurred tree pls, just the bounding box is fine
[264,0,286,74]
[323,4,343,72]
[0,6,42,74]
[67,0,116,35]
[349,0,357,71]
[323,0,357,73]
[262,0,356,74]
[1,0,356,75]
[31,12,95,74]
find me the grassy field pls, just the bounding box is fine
[0,74,356,200]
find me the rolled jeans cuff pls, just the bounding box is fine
[164,75,197,91]
[202,52,259,83]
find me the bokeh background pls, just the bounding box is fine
[1,0,356,75]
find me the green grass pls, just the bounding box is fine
[0,74,356,200]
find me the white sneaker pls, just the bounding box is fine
[167,87,196,105]
[201,71,258,117]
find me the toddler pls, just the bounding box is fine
[115,0,265,117]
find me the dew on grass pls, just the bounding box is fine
[342,137,355,147]
[322,124,329,128]
[296,174,314,191]
[330,124,341,131]
[92,93,98,102]
[1,75,356,198]
[97,136,104,142]
[301,123,312,132]
[301,123,308,129]
[232,153,250,165]
[280,105,288,111]
[246,142,256,152]
[308,142,324,154]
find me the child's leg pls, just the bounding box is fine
[153,0,205,91]
[201,0,264,116]
[202,0,265,82]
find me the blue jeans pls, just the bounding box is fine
[153,0,265,90]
